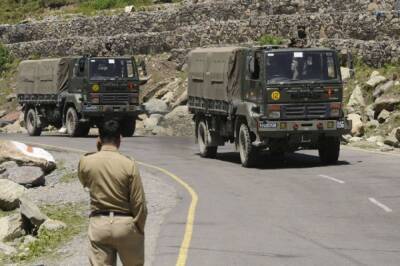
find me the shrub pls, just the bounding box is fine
[0,43,13,76]
[257,34,284,46]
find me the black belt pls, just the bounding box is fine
[90,210,132,217]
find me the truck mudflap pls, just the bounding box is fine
[82,104,144,115]
[257,119,351,135]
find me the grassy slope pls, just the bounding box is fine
[0,0,156,24]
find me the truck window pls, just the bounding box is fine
[266,51,339,83]
[89,59,134,80]
[247,55,260,80]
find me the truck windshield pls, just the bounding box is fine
[265,51,338,84]
[89,59,136,80]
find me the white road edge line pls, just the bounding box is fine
[368,198,393,213]
[318,174,345,184]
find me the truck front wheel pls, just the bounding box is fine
[121,119,136,137]
[238,124,258,168]
[66,107,87,137]
[197,120,217,158]
[318,136,340,165]
[25,108,42,136]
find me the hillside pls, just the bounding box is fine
[0,0,399,149]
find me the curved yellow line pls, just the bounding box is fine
[21,141,198,266]
[138,162,198,266]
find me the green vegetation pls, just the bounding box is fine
[0,43,13,76]
[60,171,78,183]
[0,209,17,218]
[9,203,87,263]
[257,34,284,46]
[0,0,180,24]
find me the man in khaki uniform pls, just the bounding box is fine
[78,120,147,266]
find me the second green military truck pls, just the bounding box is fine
[188,46,351,167]
[16,56,147,137]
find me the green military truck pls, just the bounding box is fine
[188,46,351,167]
[16,56,147,137]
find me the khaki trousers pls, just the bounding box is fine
[88,215,144,266]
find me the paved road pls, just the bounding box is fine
[1,133,400,266]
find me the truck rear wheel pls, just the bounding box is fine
[319,136,340,165]
[197,120,217,158]
[66,107,86,137]
[121,119,136,137]
[238,124,258,168]
[25,108,42,136]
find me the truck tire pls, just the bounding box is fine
[238,124,258,167]
[197,120,217,158]
[319,136,340,165]
[66,107,85,137]
[121,119,136,137]
[25,108,42,136]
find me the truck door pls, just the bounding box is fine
[244,52,262,103]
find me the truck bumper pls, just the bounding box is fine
[257,119,351,137]
[81,104,144,116]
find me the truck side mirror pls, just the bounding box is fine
[79,58,85,73]
[139,60,147,77]
[247,56,255,75]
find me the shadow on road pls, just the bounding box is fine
[208,151,350,169]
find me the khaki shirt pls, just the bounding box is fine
[368,3,379,13]
[78,145,147,233]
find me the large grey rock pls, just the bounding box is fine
[373,80,394,99]
[143,114,163,130]
[347,113,364,137]
[7,166,45,188]
[394,127,400,142]
[0,141,56,173]
[377,109,391,124]
[340,67,351,81]
[143,99,169,114]
[38,219,66,235]
[383,135,399,148]
[374,93,400,114]
[161,106,194,137]
[0,110,6,118]
[0,179,26,211]
[19,197,48,231]
[347,85,365,113]
[0,214,24,242]
[366,75,387,88]
[1,161,44,187]
[0,242,17,256]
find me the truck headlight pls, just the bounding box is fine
[90,94,100,104]
[267,104,281,119]
[269,111,281,119]
[330,102,341,117]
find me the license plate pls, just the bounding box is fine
[259,121,277,129]
[337,121,345,129]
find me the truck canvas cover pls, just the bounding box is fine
[188,46,242,101]
[16,58,73,95]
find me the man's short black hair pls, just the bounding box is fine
[99,120,121,144]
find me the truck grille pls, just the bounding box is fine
[282,104,328,119]
[101,94,130,104]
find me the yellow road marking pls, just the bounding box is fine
[21,141,198,266]
[139,162,198,266]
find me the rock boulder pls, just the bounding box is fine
[0,214,24,242]
[347,113,364,137]
[0,141,56,173]
[0,179,26,211]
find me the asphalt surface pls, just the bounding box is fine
[1,133,400,266]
